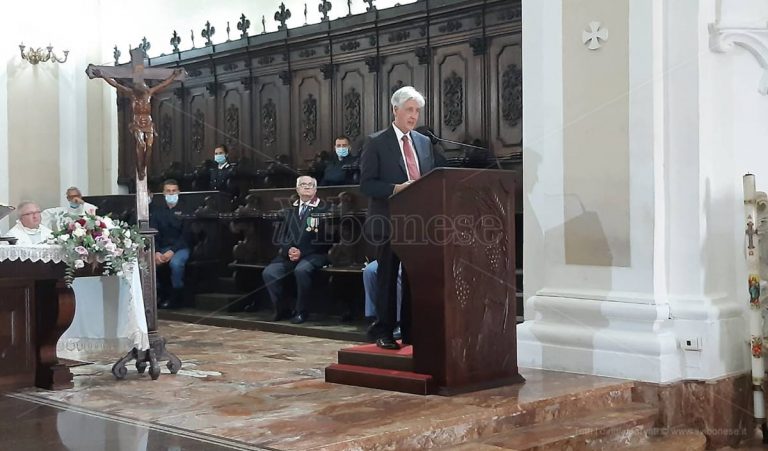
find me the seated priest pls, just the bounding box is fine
[262,176,331,324]
[150,179,191,309]
[42,186,99,231]
[5,201,53,245]
[320,135,358,186]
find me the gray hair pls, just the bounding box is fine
[296,176,317,187]
[66,186,82,195]
[16,200,38,214]
[391,86,425,109]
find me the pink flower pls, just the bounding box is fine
[74,246,88,256]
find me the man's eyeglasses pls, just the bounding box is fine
[21,211,42,217]
[298,183,316,188]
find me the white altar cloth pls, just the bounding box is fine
[0,244,149,360]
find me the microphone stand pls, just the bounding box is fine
[424,131,502,170]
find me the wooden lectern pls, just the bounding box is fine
[390,168,524,393]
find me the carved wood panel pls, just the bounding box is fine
[219,82,249,157]
[489,34,523,156]
[152,92,184,175]
[293,70,331,167]
[334,62,375,149]
[432,43,483,150]
[253,76,290,162]
[186,88,216,167]
[379,54,428,130]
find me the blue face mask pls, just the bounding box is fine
[214,154,227,164]
[335,147,349,158]
[165,194,179,205]
[69,202,80,209]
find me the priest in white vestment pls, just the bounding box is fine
[6,201,53,244]
[42,186,98,231]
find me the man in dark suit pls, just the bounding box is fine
[360,86,437,349]
[262,176,331,324]
[150,179,191,309]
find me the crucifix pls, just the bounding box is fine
[86,48,185,228]
[85,48,185,380]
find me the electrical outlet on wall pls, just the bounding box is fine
[680,337,702,351]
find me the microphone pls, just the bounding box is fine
[423,130,502,170]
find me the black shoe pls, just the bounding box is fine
[376,337,400,350]
[393,326,402,340]
[290,312,308,324]
[366,320,383,342]
[271,308,290,322]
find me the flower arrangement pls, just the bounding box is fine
[48,213,147,285]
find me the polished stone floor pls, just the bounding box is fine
[4,320,637,450]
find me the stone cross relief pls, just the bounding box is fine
[582,21,608,50]
[86,48,186,225]
[748,218,757,252]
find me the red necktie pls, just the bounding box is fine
[402,135,420,181]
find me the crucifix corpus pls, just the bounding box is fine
[86,49,185,228]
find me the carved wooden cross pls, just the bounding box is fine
[748,219,757,250]
[86,48,185,226]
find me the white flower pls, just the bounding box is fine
[124,239,132,247]
[102,229,110,238]
[105,242,117,253]
[124,230,131,238]
[58,235,69,242]
[74,259,85,269]
[73,228,86,238]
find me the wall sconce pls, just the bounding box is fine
[18,43,69,64]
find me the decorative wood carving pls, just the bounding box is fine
[160,114,172,154]
[262,99,277,145]
[257,55,275,65]
[202,21,215,46]
[321,64,335,80]
[302,94,318,145]
[206,82,218,96]
[240,76,255,90]
[341,40,361,52]
[192,109,205,153]
[279,70,292,85]
[470,37,487,56]
[438,20,463,33]
[113,46,121,65]
[365,0,376,12]
[343,88,362,140]
[225,104,239,149]
[138,37,151,54]
[299,48,317,58]
[223,62,238,72]
[188,69,202,77]
[170,31,181,53]
[275,3,291,31]
[238,13,250,39]
[319,0,332,22]
[443,71,463,131]
[365,56,380,73]
[415,46,431,65]
[391,79,405,95]
[498,6,522,22]
[388,30,411,43]
[501,64,522,127]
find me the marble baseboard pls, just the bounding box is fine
[632,373,753,449]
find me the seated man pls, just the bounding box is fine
[262,176,331,324]
[209,144,239,199]
[363,260,403,339]
[149,179,190,309]
[43,186,99,231]
[5,201,53,245]
[320,135,358,186]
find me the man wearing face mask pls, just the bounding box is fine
[320,135,358,186]
[41,186,100,231]
[149,179,190,309]
[5,201,53,245]
[209,144,239,200]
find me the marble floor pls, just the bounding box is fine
[4,320,650,450]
